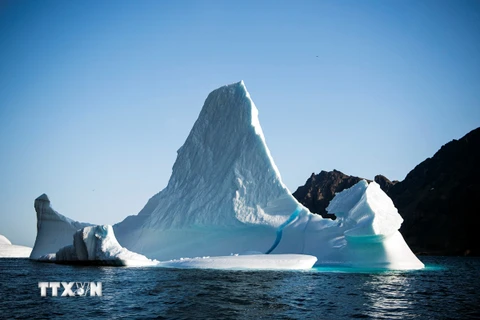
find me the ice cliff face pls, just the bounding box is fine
[30,194,92,259]
[48,225,157,266]
[30,81,424,269]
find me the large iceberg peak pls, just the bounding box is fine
[183,80,267,146]
[138,81,299,231]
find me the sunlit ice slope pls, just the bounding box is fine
[113,81,302,259]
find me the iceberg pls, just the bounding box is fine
[0,234,32,258]
[30,81,424,270]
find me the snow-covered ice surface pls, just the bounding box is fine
[157,254,318,270]
[30,81,424,270]
[0,234,32,258]
[44,225,157,266]
[0,235,11,245]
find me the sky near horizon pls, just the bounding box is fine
[1,0,479,246]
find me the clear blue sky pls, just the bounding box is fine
[1,0,479,246]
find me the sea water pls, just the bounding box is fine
[0,257,479,319]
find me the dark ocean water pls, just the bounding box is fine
[0,257,479,319]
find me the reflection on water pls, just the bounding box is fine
[364,273,413,319]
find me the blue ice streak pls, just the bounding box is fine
[265,206,302,254]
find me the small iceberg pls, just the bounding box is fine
[0,234,32,258]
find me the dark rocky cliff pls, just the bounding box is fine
[292,170,366,219]
[390,127,480,255]
[292,127,480,256]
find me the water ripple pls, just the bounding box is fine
[0,257,479,319]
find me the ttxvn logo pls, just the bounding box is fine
[38,282,102,296]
